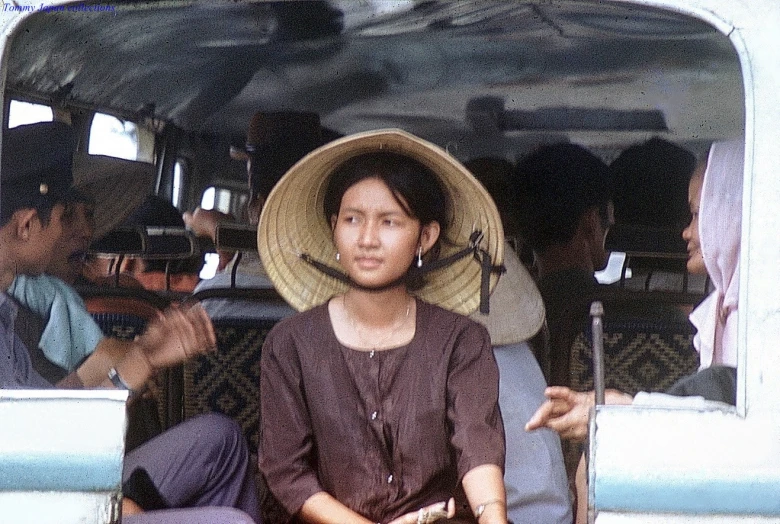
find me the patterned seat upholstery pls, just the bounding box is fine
[569,315,699,396]
[90,311,148,341]
[560,291,701,480]
[183,317,279,451]
[565,289,702,395]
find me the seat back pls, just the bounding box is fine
[77,286,173,440]
[0,390,127,524]
[82,292,166,341]
[184,287,294,451]
[568,290,701,395]
[183,317,280,451]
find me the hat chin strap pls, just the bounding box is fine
[299,231,505,313]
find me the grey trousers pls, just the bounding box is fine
[122,412,260,523]
[125,507,257,524]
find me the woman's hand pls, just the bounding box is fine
[134,303,217,370]
[525,386,633,441]
[387,498,455,524]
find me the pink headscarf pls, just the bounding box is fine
[689,139,743,368]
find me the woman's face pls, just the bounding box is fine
[682,168,707,275]
[331,177,439,289]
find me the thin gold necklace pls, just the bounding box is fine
[342,294,412,351]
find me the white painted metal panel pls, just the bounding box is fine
[0,390,127,524]
[590,0,780,519]
[0,492,120,524]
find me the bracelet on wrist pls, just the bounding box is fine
[474,499,505,519]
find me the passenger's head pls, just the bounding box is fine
[121,195,204,275]
[682,161,706,275]
[46,195,96,284]
[684,140,743,282]
[515,142,613,271]
[323,152,447,231]
[685,139,743,368]
[323,152,446,289]
[610,137,696,230]
[243,111,322,225]
[257,129,504,314]
[0,122,76,277]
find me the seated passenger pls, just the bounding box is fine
[117,194,204,293]
[10,193,122,378]
[0,122,259,523]
[466,157,572,524]
[514,143,614,387]
[257,130,508,523]
[609,137,700,291]
[527,139,741,444]
[471,246,573,524]
[185,111,323,319]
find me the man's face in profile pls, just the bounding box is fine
[47,201,95,284]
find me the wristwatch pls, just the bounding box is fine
[108,367,135,396]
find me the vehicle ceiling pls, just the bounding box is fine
[6,0,743,158]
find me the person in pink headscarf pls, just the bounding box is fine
[525,138,744,441]
[687,139,742,368]
[524,139,743,523]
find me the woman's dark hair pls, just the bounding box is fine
[323,151,448,285]
[324,151,447,229]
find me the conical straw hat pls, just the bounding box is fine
[258,129,504,315]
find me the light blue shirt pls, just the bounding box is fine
[9,275,104,371]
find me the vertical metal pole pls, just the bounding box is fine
[591,301,605,405]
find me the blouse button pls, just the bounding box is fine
[387,474,393,483]
[369,350,375,359]
[371,411,378,420]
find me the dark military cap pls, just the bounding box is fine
[1,121,75,225]
[244,111,323,199]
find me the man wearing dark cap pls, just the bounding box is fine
[184,111,323,319]
[0,122,73,295]
[0,122,260,523]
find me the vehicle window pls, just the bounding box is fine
[88,112,140,160]
[200,186,248,219]
[8,100,52,128]
[198,185,248,279]
[172,159,186,209]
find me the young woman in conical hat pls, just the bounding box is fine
[257,129,508,524]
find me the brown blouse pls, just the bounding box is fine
[258,299,505,523]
